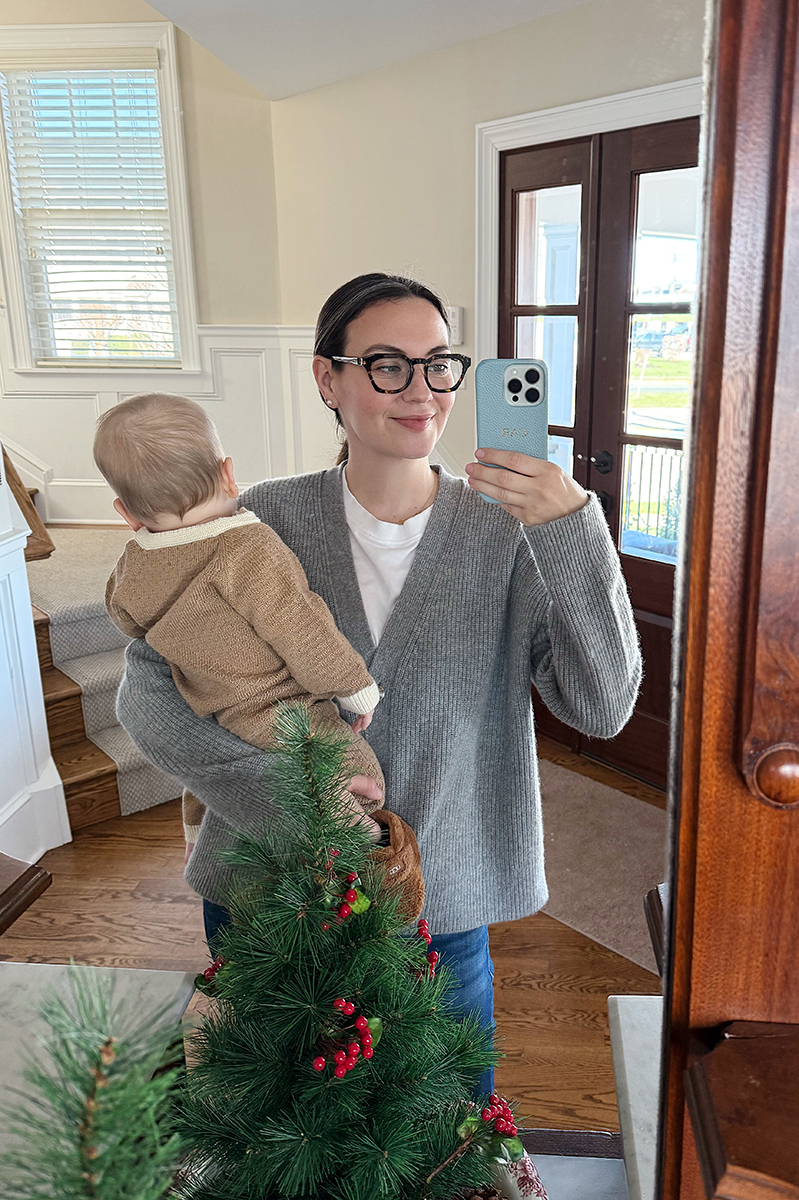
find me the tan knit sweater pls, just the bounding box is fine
[105,510,381,732]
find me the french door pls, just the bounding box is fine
[499,117,700,789]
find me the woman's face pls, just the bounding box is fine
[316,297,455,463]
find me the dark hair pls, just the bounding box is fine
[315,273,451,465]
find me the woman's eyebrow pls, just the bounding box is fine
[361,343,451,355]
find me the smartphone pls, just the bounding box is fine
[474,358,549,503]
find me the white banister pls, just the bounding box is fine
[0,440,70,861]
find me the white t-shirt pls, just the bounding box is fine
[342,469,433,646]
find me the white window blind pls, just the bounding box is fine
[0,65,181,366]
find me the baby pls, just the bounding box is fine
[94,391,386,849]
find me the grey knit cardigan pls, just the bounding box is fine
[117,465,642,934]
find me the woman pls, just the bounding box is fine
[117,273,642,1097]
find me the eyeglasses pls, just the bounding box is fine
[332,352,472,394]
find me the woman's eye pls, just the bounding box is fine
[428,362,449,375]
[374,362,401,375]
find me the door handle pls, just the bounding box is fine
[575,450,614,474]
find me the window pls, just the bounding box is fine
[0,26,198,371]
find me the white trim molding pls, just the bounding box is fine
[0,23,200,374]
[0,469,70,860]
[475,77,704,364]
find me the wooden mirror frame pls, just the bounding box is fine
[659,1,799,1197]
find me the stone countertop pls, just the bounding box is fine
[608,994,664,1200]
[0,960,194,1156]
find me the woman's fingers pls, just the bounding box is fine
[466,451,589,525]
[347,773,383,804]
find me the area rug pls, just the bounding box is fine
[538,759,667,972]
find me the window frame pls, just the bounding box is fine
[0,22,200,373]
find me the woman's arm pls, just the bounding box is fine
[520,495,642,739]
[117,639,385,833]
[117,638,279,832]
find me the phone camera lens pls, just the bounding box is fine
[512,396,518,401]
[507,378,522,393]
[525,368,540,385]
[525,387,540,404]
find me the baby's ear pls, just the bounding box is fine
[113,498,144,531]
[221,456,239,498]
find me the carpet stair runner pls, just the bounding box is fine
[27,526,182,830]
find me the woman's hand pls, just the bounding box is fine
[341,774,383,842]
[465,448,589,526]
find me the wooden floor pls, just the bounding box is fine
[0,751,662,1132]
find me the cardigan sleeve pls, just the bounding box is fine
[520,493,642,739]
[216,524,377,703]
[105,557,148,639]
[117,637,280,832]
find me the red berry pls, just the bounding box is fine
[313,1057,326,1071]
[334,1050,347,1064]
[347,1042,360,1056]
[325,860,334,869]
[481,1108,493,1121]
[510,1125,518,1136]
[355,1015,368,1030]
[495,1120,508,1134]
[423,934,432,945]
[362,1045,374,1059]
[334,1065,347,1078]
[331,849,341,857]
[490,1094,500,1105]
[346,872,358,884]
[344,1056,357,1070]
[342,1002,355,1016]
[333,998,345,1009]
[427,951,439,964]
[338,903,352,919]
[203,967,215,980]
[345,888,358,904]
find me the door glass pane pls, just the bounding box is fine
[515,314,578,427]
[516,184,581,306]
[632,166,699,302]
[548,434,574,476]
[620,443,683,563]
[626,313,693,438]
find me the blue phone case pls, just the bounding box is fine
[474,358,549,503]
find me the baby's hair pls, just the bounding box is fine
[93,392,225,524]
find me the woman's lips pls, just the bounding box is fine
[392,415,434,430]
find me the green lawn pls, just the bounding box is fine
[627,390,689,408]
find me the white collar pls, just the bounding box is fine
[134,507,260,550]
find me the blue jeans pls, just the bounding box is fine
[202,900,495,1099]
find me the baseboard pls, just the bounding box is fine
[0,757,72,862]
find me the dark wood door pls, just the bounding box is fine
[499,118,700,789]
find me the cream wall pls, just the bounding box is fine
[0,0,280,325]
[271,0,706,466]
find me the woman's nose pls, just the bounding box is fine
[404,362,433,400]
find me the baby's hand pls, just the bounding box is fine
[351,708,375,734]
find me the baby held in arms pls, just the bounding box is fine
[93,392,386,848]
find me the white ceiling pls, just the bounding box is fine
[154,0,590,100]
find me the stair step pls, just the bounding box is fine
[40,665,85,749]
[31,604,53,670]
[26,486,38,498]
[59,646,127,739]
[52,737,121,829]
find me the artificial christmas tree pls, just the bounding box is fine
[0,969,184,1200]
[179,703,525,1200]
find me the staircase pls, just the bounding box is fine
[27,527,182,831]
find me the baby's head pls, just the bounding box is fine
[93,392,236,531]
